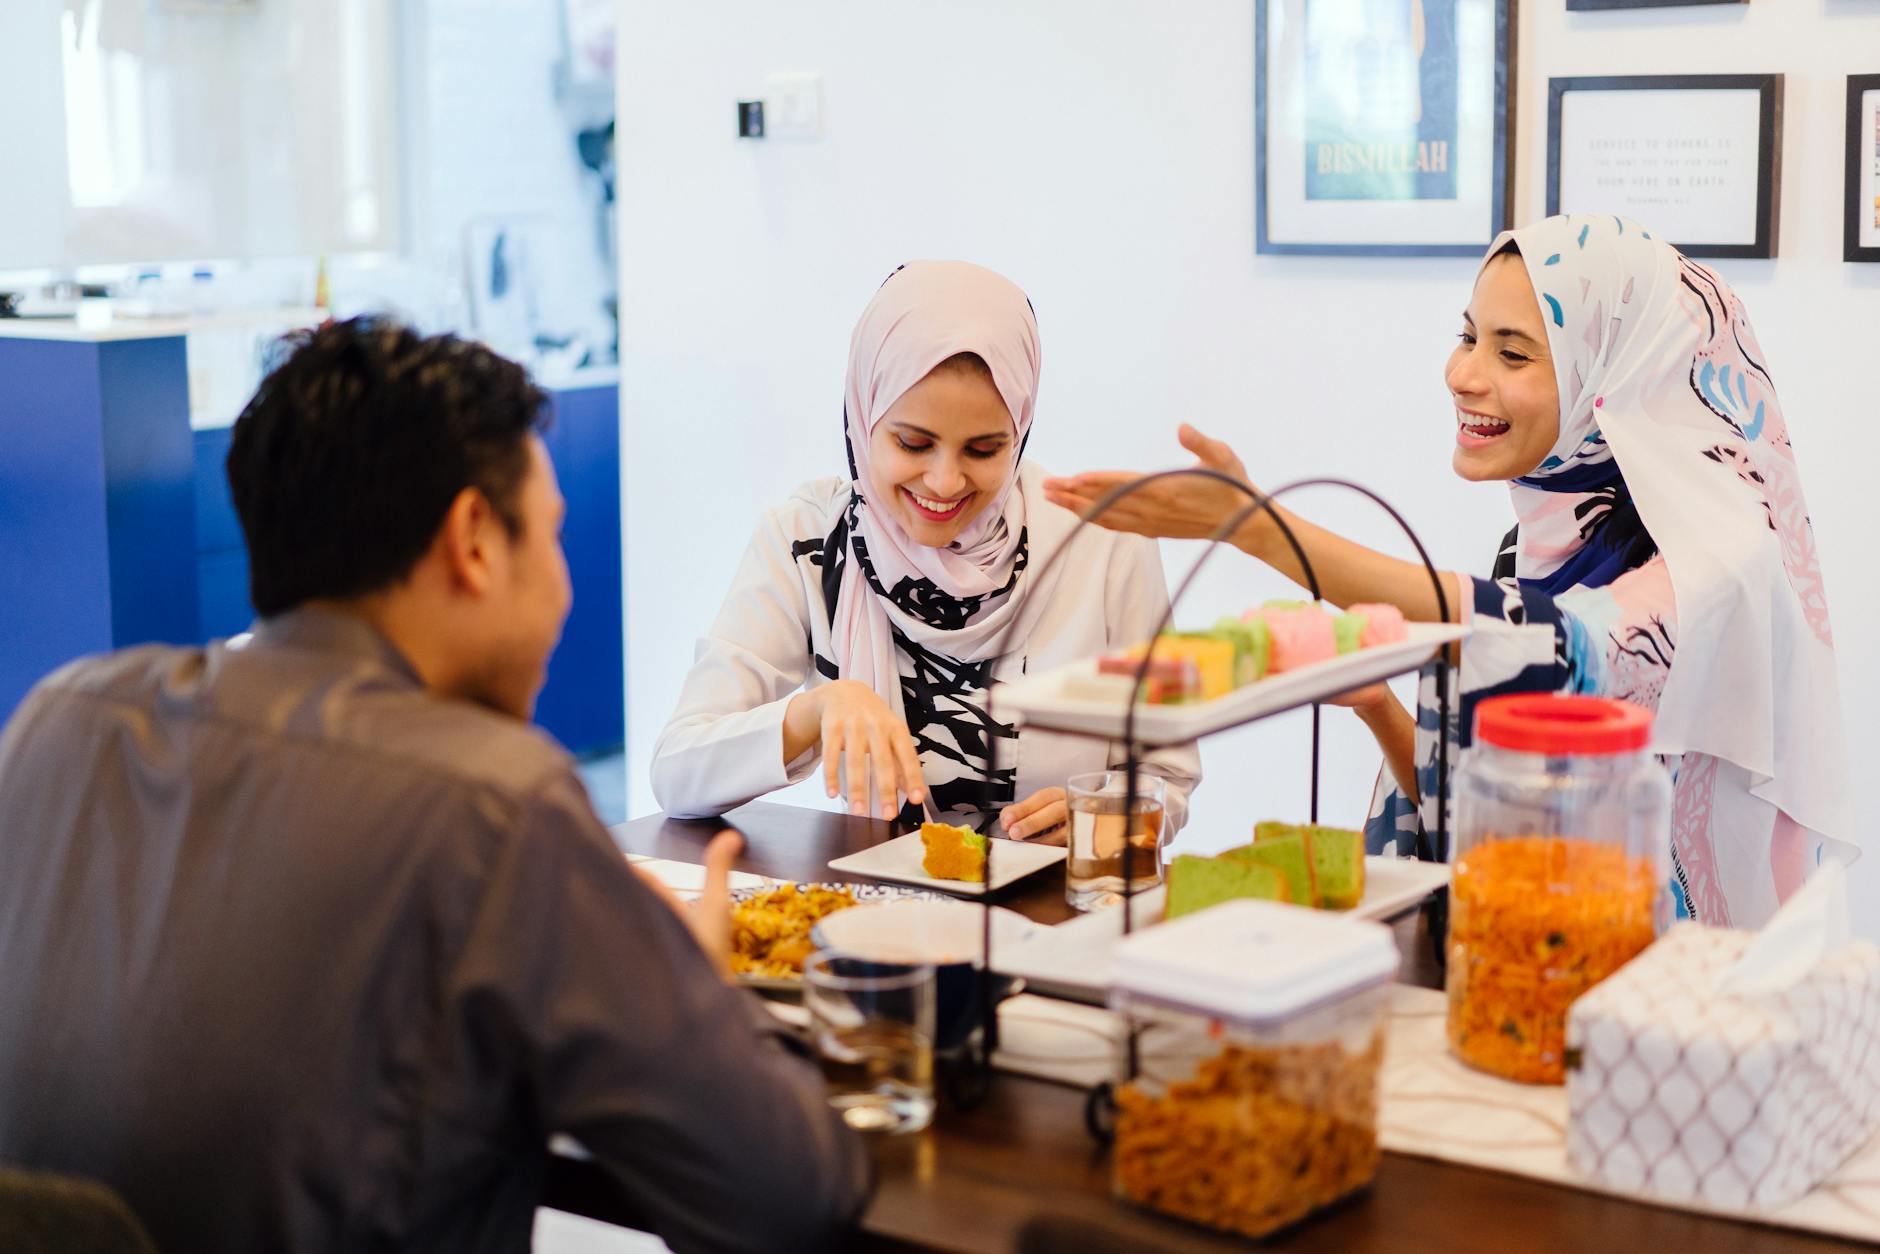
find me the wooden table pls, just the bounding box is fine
[552,801,1864,1253]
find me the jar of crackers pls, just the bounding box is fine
[1108,900,1398,1239]
[1447,695,1671,1085]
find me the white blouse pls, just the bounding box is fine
[650,475,1202,835]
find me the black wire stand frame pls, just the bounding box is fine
[967,469,1455,1114]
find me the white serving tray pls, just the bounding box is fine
[990,623,1468,745]
[992,855,1451,1003]
[827,831,1067,896]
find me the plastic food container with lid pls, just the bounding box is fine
[1447,694,1672,1085]
[1108,899,1399,1238]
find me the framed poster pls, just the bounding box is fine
[1547,75,1782,259]
[1848,75,1880,263]
[1254,0,1516,256]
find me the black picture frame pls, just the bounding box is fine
[1847,75,1880,264]
[1546,74,1782,260]
[1253,0,1516,257]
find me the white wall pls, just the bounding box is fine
[401,0,615,359]
[616,0,1880,931]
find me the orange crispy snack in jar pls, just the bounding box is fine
[1107,903,1397,1239]
[1113,1033,1385,1238]
[1445,696,1670,1085]
[1446,834,1657,1084]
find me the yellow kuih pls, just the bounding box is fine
[920,821,988,882]
[1131,635,1236,701]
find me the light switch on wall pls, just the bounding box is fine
[763,72,823,140]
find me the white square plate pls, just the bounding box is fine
[827,832,1067,896]
[994,855,1450,1001]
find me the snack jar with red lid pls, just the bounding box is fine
[1446,694,1673,1084]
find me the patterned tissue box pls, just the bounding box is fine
[1565,922,1880,1210]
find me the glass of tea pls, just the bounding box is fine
[804,953,936,1134]
[1064,771,1166,912]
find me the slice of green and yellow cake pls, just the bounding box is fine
[1225,824,1319,906]
[1164,853,1291,920]
[1307,824,1366,910]
[920,821,988,882]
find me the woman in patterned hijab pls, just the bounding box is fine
[1047,215,1847,927]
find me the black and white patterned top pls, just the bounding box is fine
[648,474,1202,836]
[820,493,1024,830]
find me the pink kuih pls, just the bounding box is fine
[1348,602,1409,648]
[1250,607,1337,672]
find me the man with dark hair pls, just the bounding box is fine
[0,319,869,1253]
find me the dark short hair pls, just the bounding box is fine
[226,317,550,617]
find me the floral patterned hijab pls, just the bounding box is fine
[1495,214,1849,859]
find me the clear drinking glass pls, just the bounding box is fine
[1065,771,1166,912]
[804,953,936,1134]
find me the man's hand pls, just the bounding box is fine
[634,828,746,977]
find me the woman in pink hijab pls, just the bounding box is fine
[653,261,1200,839]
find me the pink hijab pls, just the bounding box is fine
[831,261,1055,718]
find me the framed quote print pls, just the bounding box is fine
[1848,75,1880,263]
[1255,0,1516,256]
[1547,75,1783,259]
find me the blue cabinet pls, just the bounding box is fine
[2,328,623,758]
[532,382,625,755]
[190,425,251,643]
[186,380,624,755]
[0,334,198,720]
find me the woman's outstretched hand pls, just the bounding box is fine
[1042,425,1262,542]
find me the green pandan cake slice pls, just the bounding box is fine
[1165,854,1291,919]
[1227,826,1319,906]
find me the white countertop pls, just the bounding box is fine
[0,307,325,343]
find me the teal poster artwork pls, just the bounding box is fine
[1304,0,1460,201]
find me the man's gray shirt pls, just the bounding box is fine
[0,609,868,1253]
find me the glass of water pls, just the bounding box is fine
[804,953,936,1135]
[1065,771,1166,912]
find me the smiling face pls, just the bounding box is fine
[1447,252,1563,482]
[866,354,1017,547]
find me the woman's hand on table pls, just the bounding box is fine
[785,680,927,820]
[1001,787,1069,843]
[1042,425,1270,550]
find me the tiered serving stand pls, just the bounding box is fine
[967,469,1461,1129]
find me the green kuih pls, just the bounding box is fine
[1208,616,1270,685]
[1332,612,1368,655]
[1261,598,1310,613]
[1165,854,1291,919]
[1227,826,1318,906]
[1309,824,1366,910]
